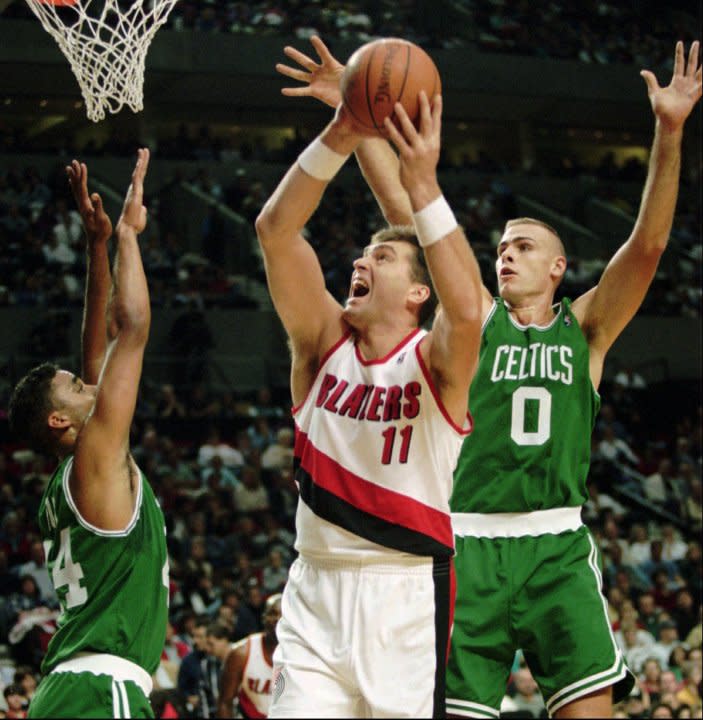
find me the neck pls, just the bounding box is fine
[263,632,277,662]
[353,319,418,361]
[504,294,557,326]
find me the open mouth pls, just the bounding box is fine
[350,278,370,298]
[500,268,516,278]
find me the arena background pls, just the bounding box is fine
[0,1,700,717]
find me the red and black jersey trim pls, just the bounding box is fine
[432,557,454,718]
[237,692,265,720]
[294,435,454,559]
[296,464,452,558]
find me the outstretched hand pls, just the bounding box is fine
[641,41,702,133]
[382,92,442,204]
[117,148,150,235]
[66,160,112,243]
[276,35,344,109]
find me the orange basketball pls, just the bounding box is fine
[340,38,441,136]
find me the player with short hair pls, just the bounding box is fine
[275,37,702,719]
[255,78,483,716]
[217,594,282,719]
[8,149,169,719]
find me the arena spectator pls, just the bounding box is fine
[2,683,27,719]
[233,466,270,514]
[662,524,690,563]
[197,426,244,470]
[177,618,218,718]
[650,623,685,669]
[260,426,294,470]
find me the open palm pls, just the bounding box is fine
[641,41,702,132]
[117,148,150,234]
[67,160,112,243]
[276,35,344,109]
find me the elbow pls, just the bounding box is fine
[454,295,482,329]
[112,302,151,341]
[456,312,481,338]
[255,204,279,250]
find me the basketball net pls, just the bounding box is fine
[24,0,179,122]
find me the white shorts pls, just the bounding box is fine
[269,554,453,719]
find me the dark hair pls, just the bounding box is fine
[3,684,23,698]
[8,362,59,454]
[206,621,230,640]
[650,702,675,718]
[370,225,438,327]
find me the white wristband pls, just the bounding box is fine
[412,195,458,248]
[298,138,350,181]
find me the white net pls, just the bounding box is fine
[24,0,179,122]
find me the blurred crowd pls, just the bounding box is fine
[165,0,696,70]
[0,162,259,313]
[6,0,693,68]
[0,368,700,717]
[1,159,700,318]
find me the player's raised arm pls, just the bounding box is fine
[276,35,493,313]
[254,110,361,401]
[71,148,151,531]
[67,160,113,385]
[277,36,413,225]
[383,94,483,424]
[573,41,701,377]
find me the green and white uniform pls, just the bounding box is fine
[446,298,634,718]
[28,456,169,719]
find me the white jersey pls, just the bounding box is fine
[237,633,274,719]
[292,329,471,561]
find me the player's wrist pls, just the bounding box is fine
[412,194,458,248]
[298,136,352,182]
[654,118,684,140]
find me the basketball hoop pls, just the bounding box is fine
[24,0,179,122]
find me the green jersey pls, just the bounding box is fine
[38,456,169,675]
[451,298,600,514]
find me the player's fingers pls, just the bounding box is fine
[392,102,419,143]
[686,40,700,77]
[132,149,149,193]
[673,40,684,77]
[66,162,77,186]
[431,94,443,136]
[91,193,103,213]
[283,45,318,72]
[417,91,433,135]
[383,116,409,155]
[276,64,311,83]
[692,68,702,102]
[79,162,89,195]
[640,70,659,95]
[281,87,313,97]
[310,35,339,67]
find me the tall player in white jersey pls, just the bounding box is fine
[255,84,483,716]
[217,594,282,719]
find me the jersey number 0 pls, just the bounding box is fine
[510,386,551,446]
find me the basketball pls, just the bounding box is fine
[340,38,441,136]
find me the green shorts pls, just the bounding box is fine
[28,670,153,719]
[446,525,635,718]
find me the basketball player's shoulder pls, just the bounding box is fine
[229,637,249,659]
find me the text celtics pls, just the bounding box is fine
[490,344,573,384]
